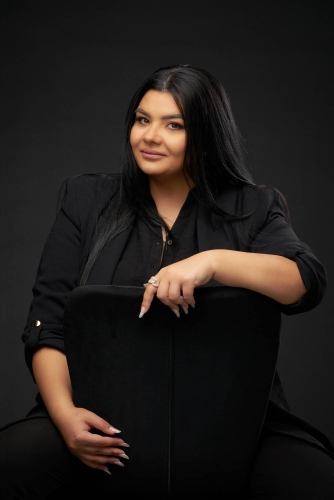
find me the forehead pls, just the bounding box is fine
[137,90,181,115]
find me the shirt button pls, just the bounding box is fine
[34,320,41,327]
[167,240,173,245]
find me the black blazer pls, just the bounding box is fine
[21,173,333,455]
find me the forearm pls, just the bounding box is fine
[32,347,75,424]
[208,249,307,305]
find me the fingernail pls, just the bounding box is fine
[119,453,129,460]
[143,283,147,288]
[182,306,188,315]
[139,307,146,318]
[191,304,195,309]
[103,469,111,475]
[114,460,125,467]
[172,309,180,318]
[109,426,121,433]
[120,442,130,447]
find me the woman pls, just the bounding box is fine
[1,64,334,499]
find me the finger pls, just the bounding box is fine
[141,281,182,319]
[90,445,130,456]
[81,454,128,470]
[179,283,196,308]
[158,280,194,311]
[139,282,158,318]
[85,434,129,448]
[165,281,185,303]
[159,284,186,316]
[86,449,130,464]
[152,281,181,318]
[85,413,122,436]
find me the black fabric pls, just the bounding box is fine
[2,417,334,499]
[22,175,327,378]
[112,188,198,286]
[247,430,334,499]
[16,174,332,461]
[0,417,84,500]
[63,284,281,496]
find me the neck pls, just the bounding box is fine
[149,174,194,229]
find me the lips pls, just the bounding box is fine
[140,148,166,158]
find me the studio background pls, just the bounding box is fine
[1,0,333,443]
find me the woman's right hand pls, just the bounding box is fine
[32,347,129,474]
[55,405,130,474]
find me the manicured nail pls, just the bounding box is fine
[143,283,147,288]
[119,453,129,460]
[103,469,111,475]
[109,426,121,433]
[120,442,130,447]
[191,304,195,309]
[172,309,180,318]
[182,306,188,315]
[114,460,124,467]
[139,307,146,318]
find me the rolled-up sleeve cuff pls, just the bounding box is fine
[22,321,65,380]
[279,250,327,315]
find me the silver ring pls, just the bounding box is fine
[147,276,160,288]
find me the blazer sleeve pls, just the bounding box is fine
[21,177,83,379]
[21,174,116,380]
[243,186,327,315]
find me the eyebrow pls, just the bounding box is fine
[135,108,184,120]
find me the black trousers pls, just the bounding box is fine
[1,417,334,499]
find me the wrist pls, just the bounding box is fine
[205,249,223,282]
[48,400,77,425]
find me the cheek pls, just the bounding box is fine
[166,133,186,158]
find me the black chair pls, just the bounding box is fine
[63,285,281,497]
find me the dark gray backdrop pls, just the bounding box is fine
[1,0,333,443]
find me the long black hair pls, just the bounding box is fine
[79,64,256,285]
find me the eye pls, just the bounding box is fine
[135,116,149,124]
[167,122,184,130]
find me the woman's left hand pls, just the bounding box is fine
[139,251,215,318]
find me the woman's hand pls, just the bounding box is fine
[55,405,129,474]
[140,251,215,318]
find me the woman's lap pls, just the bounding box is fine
[247,431,334,499]
[0,418,85,500]
[1,417,334,499]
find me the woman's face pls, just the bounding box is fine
[130,90,187,181]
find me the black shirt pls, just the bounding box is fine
[112,190,199,286]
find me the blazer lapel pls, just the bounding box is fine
[87,227,132,285]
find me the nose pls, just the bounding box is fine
[143,123,162,144]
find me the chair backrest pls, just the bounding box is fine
[64,285,281,496]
